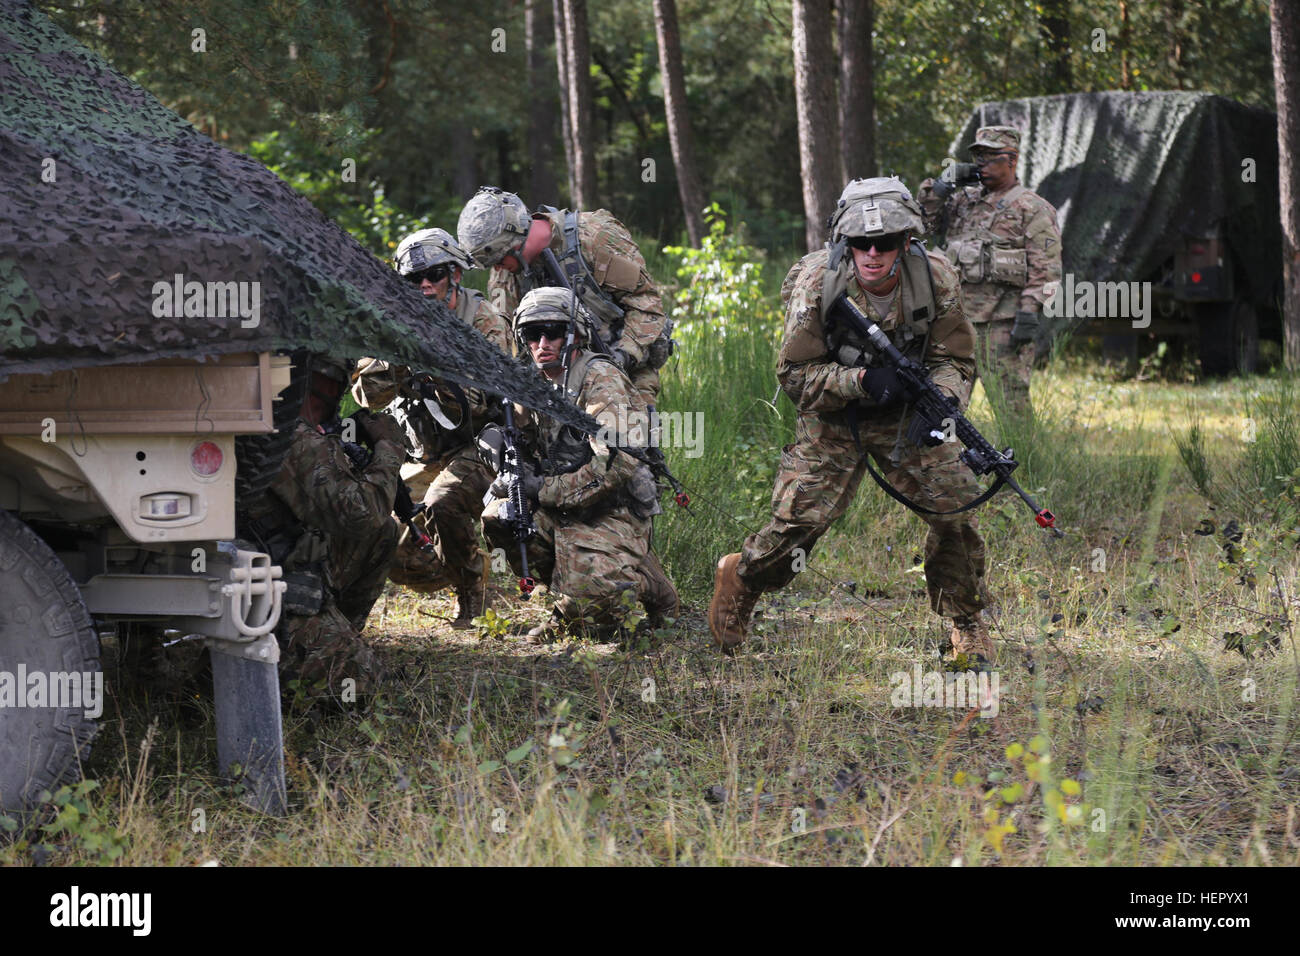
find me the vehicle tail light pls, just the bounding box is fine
[191,440,223,476]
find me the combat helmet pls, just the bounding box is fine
[513,287,591,370]
[828,177,924,242]
[394,227,475,277]
[457,186,531,268]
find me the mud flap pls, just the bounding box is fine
[209,634,287,816]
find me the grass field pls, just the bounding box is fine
[5,235,1298,867]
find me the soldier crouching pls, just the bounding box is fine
[239,355,404,702]
[480,288,678,642]
[353,227,514,627]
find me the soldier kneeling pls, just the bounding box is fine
[480,289,678,642]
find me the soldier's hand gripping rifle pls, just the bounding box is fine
[831,293,1060,535]
[325,414,435,553]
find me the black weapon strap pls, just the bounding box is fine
[848,410,1006,516]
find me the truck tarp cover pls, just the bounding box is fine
[953,92,1280,327]
[0,0,588,428]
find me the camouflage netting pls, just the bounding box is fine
[952,92,1281,330]
[0,0,593,430]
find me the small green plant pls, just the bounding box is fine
[36,781,130,864]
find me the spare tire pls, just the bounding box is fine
[0,510,100,813]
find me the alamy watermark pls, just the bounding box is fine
[890,664,999,718]
[595,406,704,459]
[151,273,261,328]
[0,665,103,718]
[1043,274,1151,329]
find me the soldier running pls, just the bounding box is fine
[709,178,996,666]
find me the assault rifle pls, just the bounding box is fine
[324,415,435,553]
[830,293,1060,535]
[499,401,537,598]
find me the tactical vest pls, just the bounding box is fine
[943,183,1030,286]
[537,350,661,519]
[525,207,674,371]
[390,288,482,463]
[820,239,939,369]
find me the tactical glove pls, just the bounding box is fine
[1010,310,1041,345]
[353,409,406,450]
[489,462,542,504]
[860,366,905,407]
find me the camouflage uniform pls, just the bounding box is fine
[482,349,670,638]
[248,419,402,696]
[918,126,1062,421]
[353,288,512,601]
[484,206,669,409]
[736,246,988,621]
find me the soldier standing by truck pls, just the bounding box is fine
[240,357,405,702]
[353,228,513,627]
[919,126,1062,423]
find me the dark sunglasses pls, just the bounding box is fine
[521,323,569,343]
[971,151,1013,166]
[404,264,451,285]
[848,234,904,253]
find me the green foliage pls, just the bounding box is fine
[35,781,130,864]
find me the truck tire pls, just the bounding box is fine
[233,351,313,502]
[1197,301,1258,376]
[0,510,100,813]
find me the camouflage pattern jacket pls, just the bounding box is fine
[353,289,512,462]
[250,422,403,587]
[917,178,1062,324]
[487,209,667,369]
[780,248,976,414]
[519,352,649,517]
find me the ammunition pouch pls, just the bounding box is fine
[946,238,1028,286]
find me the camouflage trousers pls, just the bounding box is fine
[280,517,398,698]
[737,409,989,620]
[976,318,1035,422]
[482,497,651,636]
[388,444,494,594]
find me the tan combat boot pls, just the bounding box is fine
[948,614,995,668]
[638,549,680,629]
[451,584,484,629]
[708,553,759,654]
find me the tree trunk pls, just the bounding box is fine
[652,0,706,245]
[1166,0,1186,88]
[792,0,841,252]
[1119,0,1131,90]
[526,0,559,202]
[561,0,597,209]
[838,0,875,181]
[1038,0,1071,93]
[451,119,477,201]
[1274,0,1300,369]
[552,0,576,205]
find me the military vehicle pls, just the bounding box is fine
[946,92,1281,375]
[0,0,594,815]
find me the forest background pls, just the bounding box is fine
[43,0,1278,258]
